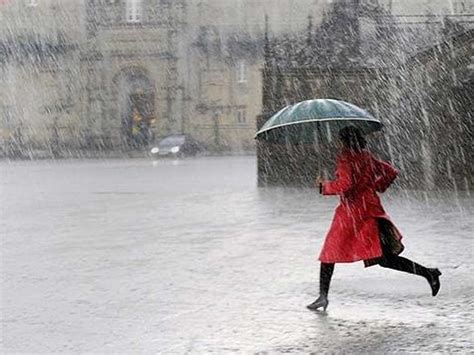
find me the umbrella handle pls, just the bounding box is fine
[318,157,322,178]
[317,121,323,178]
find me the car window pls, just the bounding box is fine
[159,135,186,147]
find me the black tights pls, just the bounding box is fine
[320,263,334,297]
[320,256,431,297]
[378,255,431,278]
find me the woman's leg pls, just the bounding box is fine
[376,218,441,296]
[379,255,441,296]
[378,255,429,277]
[320,262,335,297]
[307,262,334,310]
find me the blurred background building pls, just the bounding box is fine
[0,0,328,156]
[0,0,472,159]
[257,0,473,190]
[0,0,83,157]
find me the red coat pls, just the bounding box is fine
[319,149,403,264]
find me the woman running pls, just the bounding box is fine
[307,126,441,311]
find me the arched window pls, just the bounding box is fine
[126,0,142,23]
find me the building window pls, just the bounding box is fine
[126,0,142,23]
[236,109,246,123]
[236,60,247,83]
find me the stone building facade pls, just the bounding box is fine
[1,0,471,158]
[394,25,473,191]
[79,0,188,150]
[0,0,83,157]
[0,0,328,156]
[256,0,473,190]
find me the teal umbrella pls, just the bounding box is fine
[255,99,383,177]
[255,99,382,144]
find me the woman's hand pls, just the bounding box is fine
[316,175,324,186]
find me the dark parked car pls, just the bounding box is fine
[150,134,204,157]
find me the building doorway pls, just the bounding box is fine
[112,67,155,148]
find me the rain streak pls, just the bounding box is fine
[1,0,473,353]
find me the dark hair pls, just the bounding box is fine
[338,126,367,152]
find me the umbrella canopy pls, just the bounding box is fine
[255,99,382,144]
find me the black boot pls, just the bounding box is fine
[427,268,442,296]
[307,263,334,311]
[306,295,328,311]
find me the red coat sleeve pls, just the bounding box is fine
[322,156,353,195]
[373,157,398,193]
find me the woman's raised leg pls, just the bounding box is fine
[379,255,441,296]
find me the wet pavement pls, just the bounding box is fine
[1,156,473,353]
